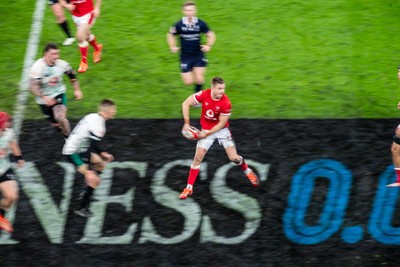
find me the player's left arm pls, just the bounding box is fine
[9,140,25,168]
[199,114,229,139]
[201,30,216,53]
[65,68,83,100]
[93,0,102,17]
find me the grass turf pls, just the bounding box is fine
[1,0,400,119]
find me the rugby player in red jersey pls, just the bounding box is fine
[61,0,103,73]
[179,77,260,199]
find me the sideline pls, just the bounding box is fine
[13,0,47,139]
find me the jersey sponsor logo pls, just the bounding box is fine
[205,109,216,120]
[55,96,63,103]
[179,33,200,41]
[181,25,200,31]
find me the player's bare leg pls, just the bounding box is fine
[180,147,207,199]
[192,67,206,92]
[76,24,91,73]
[388,134,400,187]
[51,3,75,45]
[75,153,103,217]
[52,104,70,137]
[181,72,195,86]
[181,71,201,107]
[88,32,103,63]
[0,180,18,232]
[225,145,260,186]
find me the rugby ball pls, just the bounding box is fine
[182,126,200,140]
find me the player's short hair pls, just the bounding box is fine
[100,99,116,107]
[44,43,59,53]
[182,1,196,8]
[211,77,225,86]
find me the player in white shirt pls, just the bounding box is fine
[63,99,116,217]
[0,112,25,233]
[30,43,83,139]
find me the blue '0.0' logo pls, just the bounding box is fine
[283,159,352,245]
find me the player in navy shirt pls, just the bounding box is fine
[167,1,216,92]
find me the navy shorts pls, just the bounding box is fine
[49,0,69,5]
[0,169,16,184]
[180,54,207,73]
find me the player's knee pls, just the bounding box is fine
[194,77,204,85]
[230,157,241,164]
[183,80,194,86]
[392,141,400,154]
[85,172,100,188]
[1,194,18,209]
[91,161,106,172]
[77,35,88,44]
[8,192,19,205]
[393,135,400,146]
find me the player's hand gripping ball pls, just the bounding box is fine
[182,126,200,140]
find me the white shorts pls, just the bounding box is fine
[72,12,96,27]
[197,127,235,151]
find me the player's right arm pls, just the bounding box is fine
[29,78,56,106]
[167,26,180,53]
[182,94,197,131]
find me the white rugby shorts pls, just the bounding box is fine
[72,12,96,27]
[197,127,235,150]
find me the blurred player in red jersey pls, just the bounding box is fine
[48,0,75,46]
[179,77,260,199]
[0,112,25,233]
[61,0,103,73]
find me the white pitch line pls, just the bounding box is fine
[13,0,47,139]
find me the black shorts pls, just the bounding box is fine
[180,54,207,73]
[0,169,16,184]
[39,93,66,123]
[65,151,90,168]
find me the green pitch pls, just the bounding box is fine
[1,0,400,119]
